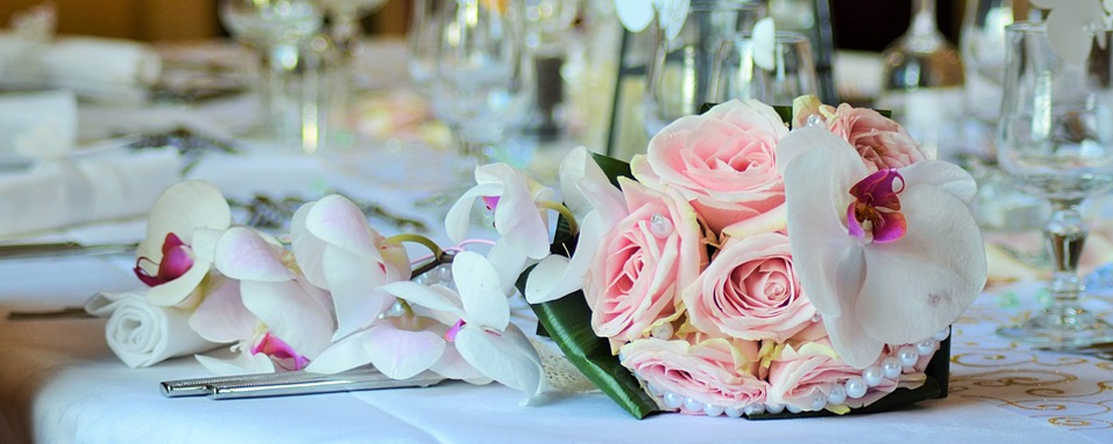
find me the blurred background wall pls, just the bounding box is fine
[0,0,410,41]
[0,1,962,50]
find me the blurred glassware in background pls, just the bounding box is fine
[643,0,767,138]
[712,30,818,107]
[430,0,533,169]
[219,0,340,154]
[406,0,442,90]
[878,0,965,163]
[313,0,389,56]
[518,0,580,138]
[995,21,1113,346]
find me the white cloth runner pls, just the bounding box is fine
[0,90,77,160]
[0,148,181,237]
[0,35,161,104]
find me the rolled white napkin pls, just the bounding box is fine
[0,35,161,104]
[0,147,181,237]
[86,290,219,368]
[0,90,77,160]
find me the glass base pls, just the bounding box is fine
[997,306,1113,348]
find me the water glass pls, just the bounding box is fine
[712,31,818,107]
[995,21,1113,347]
[643,0,766,137]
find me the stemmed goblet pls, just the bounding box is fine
[711,30,819,108]
[429,0,531,166]
[995,22,1113,346]
[219,0,324,147]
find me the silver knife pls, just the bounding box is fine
[0,242,137,261]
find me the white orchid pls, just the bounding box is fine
[525,147,626,304]
[614,0,690,40]
[446,163,557,292]
[133,181,231,308]
[1029,0,1112,65]
[290,195,411,340]
[191,227,335,373]
[778,127,986,368]
[381,251,544,397]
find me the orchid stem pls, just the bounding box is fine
[384,233,444,259]
[538,200,578,236]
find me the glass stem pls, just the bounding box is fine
[910,0,937,37]
[1044,198,1088,316]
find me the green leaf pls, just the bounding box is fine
[589,152,633,189]
[528,290,662,419]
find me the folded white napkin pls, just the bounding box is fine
[0,147,181,237]
[40,36,162,104]
[0,89,77,160]
[0,35,161,104]
[86,290,219,368]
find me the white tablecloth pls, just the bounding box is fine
[2,39,1112,444]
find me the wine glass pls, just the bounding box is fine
[878,0,964,162]
[407,0,443,90]
[643,0,767,138]
[712,31,819,108]
[995,22,1113,347]
[219,0,324,146]
[430,0,531,163]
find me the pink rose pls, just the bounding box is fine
[767,337,897,412]
[633,99,789,234]
[825,104,928,171]
[620,338,767,413]
[684,232,816,342]
[584,178,707,352]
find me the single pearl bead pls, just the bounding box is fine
[810,393,827,411]
[647,383,663,396]
[650,322,674,339]
[743,403,765,415]
[862,365,884,387]
[663,392,684,409]
[827,383,847,405]
[725,407,744,418]
[898,346,919,367]
[916,340,936,356]
[786,404,803,414]
[806,114,823,127]
[765,403,785,414]
[845,376,868,398]
[703,404,725,417]
[683,397,704,413]
[649,213,672,238]
[811,313,822,323]
[881,358,903,379]
[932,327,950,341]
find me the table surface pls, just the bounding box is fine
[1,39,1112,444]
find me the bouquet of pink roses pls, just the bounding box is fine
[524,96,986,418]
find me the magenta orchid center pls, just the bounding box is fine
[482,196,501,212]
[846,169,907,244]
[252,332,310,371]
[445,319,466,342]
[134,233,195,287]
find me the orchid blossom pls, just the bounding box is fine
[290,195,411,340]
[778,127,986,368]
[446,163,559,293]
[191,227,335,373]
[614,0,690,41]
[134,181,231,308]
[381,251,544,397]
[1029,0,1110,65]
[525,147,627,304]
